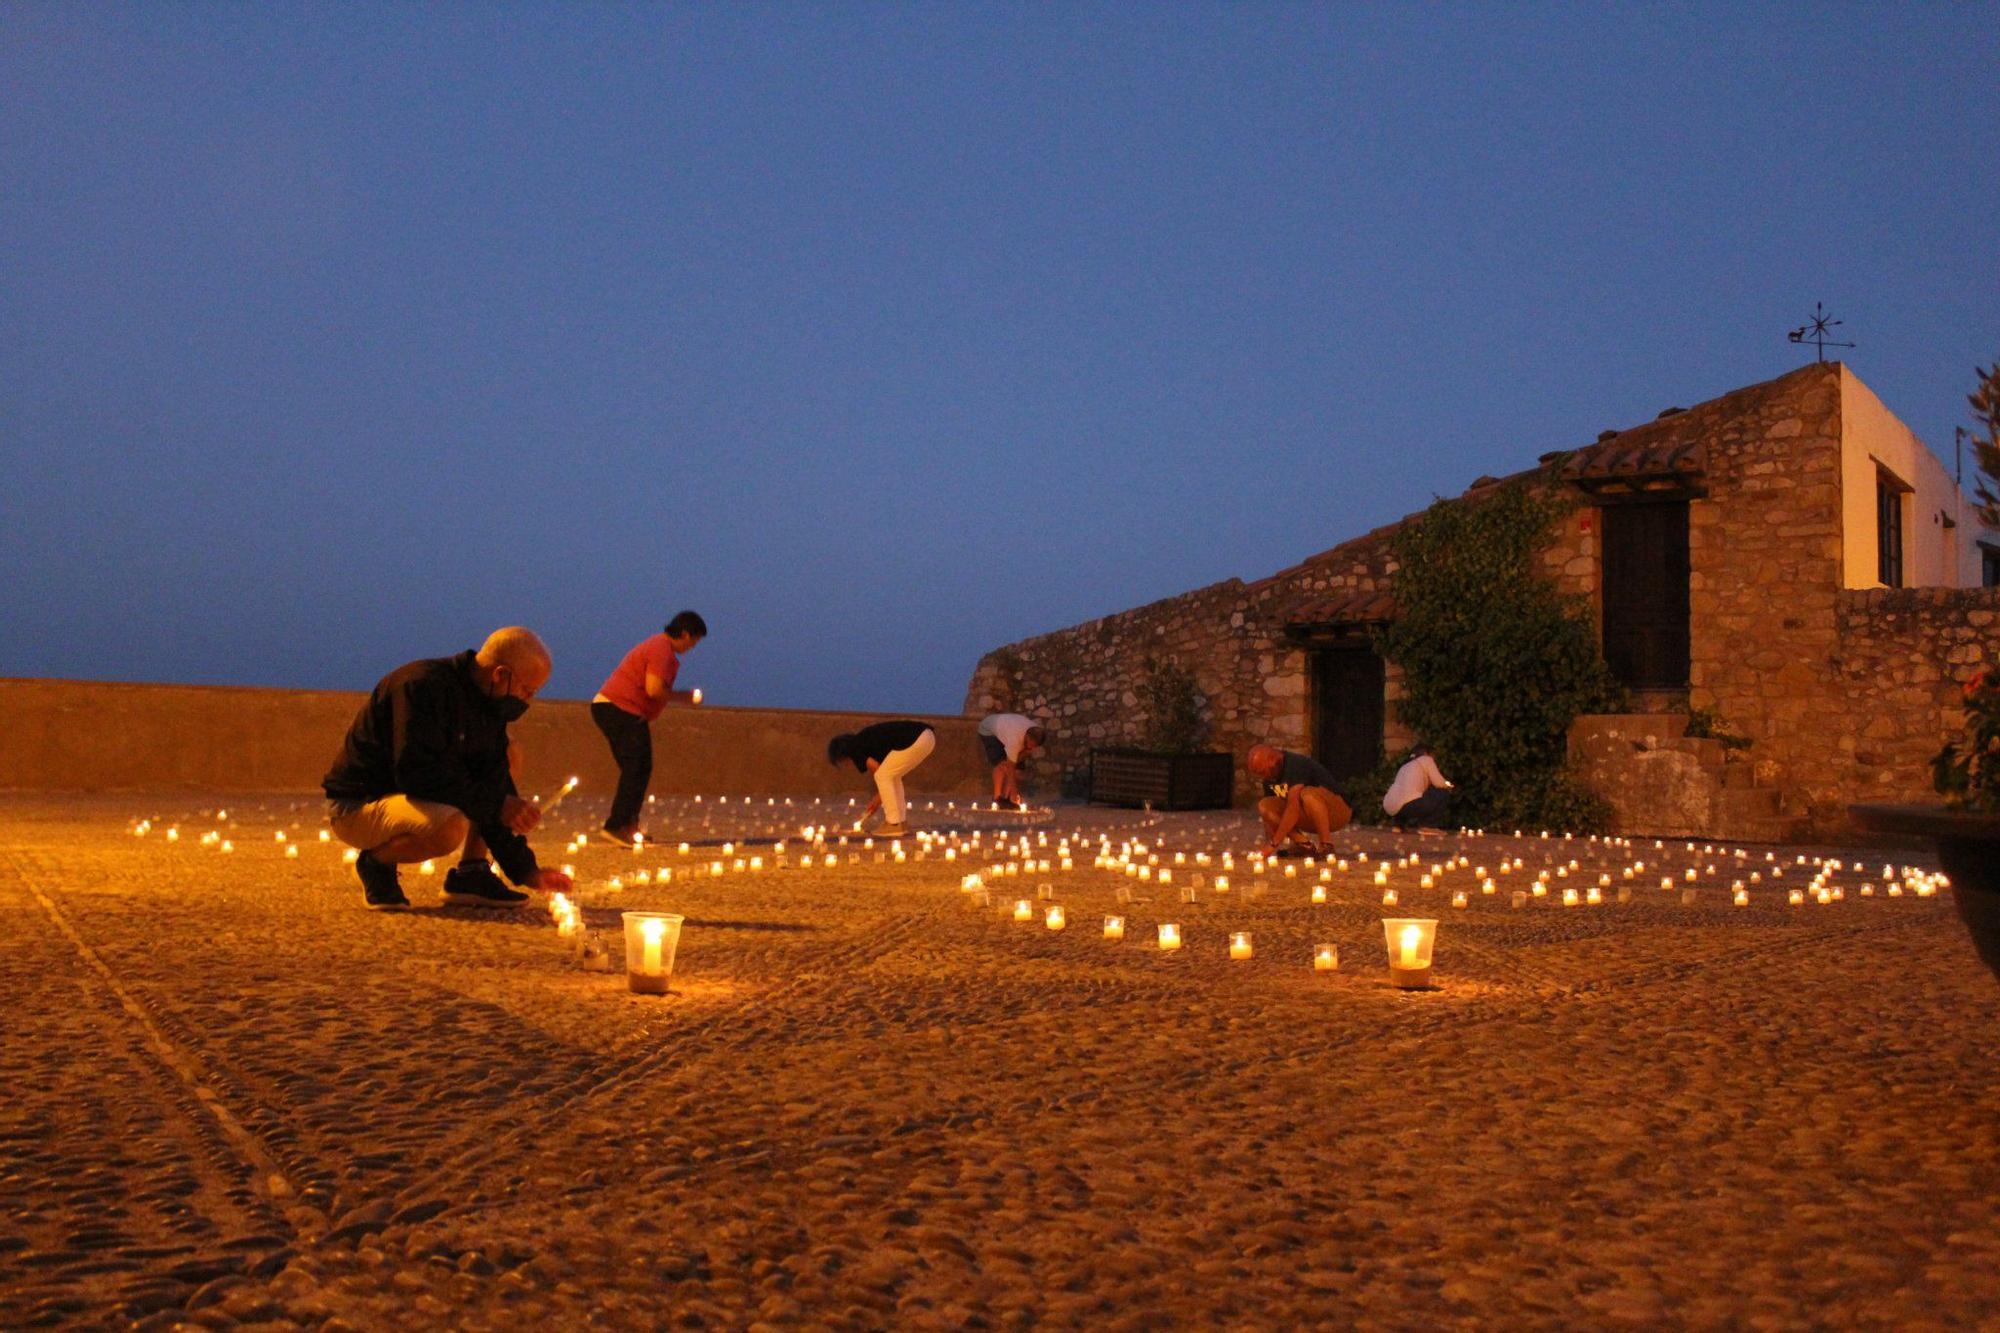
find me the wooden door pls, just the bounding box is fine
[1311,646,1385,784]
[1601,501,1691,689]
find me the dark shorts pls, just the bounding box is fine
[980,734,1008,766]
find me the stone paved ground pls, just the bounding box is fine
[4,793,1999,1331]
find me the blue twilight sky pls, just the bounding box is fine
[2,4,1994,714]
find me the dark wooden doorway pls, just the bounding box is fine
[1600,500,1691,690]
[1311,645,1386,785]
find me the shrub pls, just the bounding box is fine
[1374,476,1622,832]
[1139,658,1206,755]
[1935,668,2000,813]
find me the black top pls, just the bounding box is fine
[844,720,932,771]
[1265,750,1345,801]
[323,651,538,885]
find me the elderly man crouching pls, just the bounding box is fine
[1245,743,1353,858]
[324,627,574,911]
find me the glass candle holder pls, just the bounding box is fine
[1045,904,1066,931]
[1229,932,1253,961]
[621,911,684,995]
[1157,922,1182,951]
[1381,918,1437,990]
[1103,914,1125,941]
[1313,943,1339,972]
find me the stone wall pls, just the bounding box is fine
[963,578,1286,803]
[1809,588,1999,815]
[968,360,1994,835]
[963,511,1447,803]
[964,481,1602,805]
[0,677,991,801]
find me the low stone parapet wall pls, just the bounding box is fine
[0,677,989,800]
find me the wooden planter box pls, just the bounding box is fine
[1088,749,1235,810]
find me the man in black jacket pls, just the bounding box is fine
[324,626,575,911]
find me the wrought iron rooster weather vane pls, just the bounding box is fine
[1788,302,1854,363]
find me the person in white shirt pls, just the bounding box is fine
[977,713,1045,810]
[1383,744,1454,832]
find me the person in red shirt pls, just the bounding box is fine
[591,610,707,845]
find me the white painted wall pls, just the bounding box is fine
[1839,366,1999,588]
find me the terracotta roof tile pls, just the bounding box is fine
[1284,590,1397,626]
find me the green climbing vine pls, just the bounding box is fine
[1372,473,1622,831]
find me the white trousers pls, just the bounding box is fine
[874,728,935,824]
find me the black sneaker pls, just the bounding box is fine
[443,861,530,908]
[356,852,409,911]
[594,825,638,848]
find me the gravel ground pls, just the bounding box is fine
[2,792,1996,1331]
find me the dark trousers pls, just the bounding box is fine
[1393,787,1453,830]
[591,702,653,832]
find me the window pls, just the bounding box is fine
[1876,470,1907,588]
[1984,545,2000,589]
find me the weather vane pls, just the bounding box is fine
[1788,302,1854,363]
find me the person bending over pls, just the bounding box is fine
[1384,744,1455,833]
[1245,743,1352,858]
[827,720,936,839]
[324,627,574,911]
[977,712,1045,810]
[591,610,707,846]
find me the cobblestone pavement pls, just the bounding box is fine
[3,794,1997,1330]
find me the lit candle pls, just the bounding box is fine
[1158,923,1182,951]
[1313,944,1338,972]
[1450,890,1468,910]
[691,688,703,705]
[1045,905,1066,931]
[1013,899,1033,922]
[1229,932,1253,961]
[1561,887,1579,907]
[1103,915,1125,940]
[1311,884,1327,904]
[543,776,581,818]
[1382,888,1398,907]
[1384,918,1436,990]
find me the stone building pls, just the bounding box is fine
[964,363,2000,838]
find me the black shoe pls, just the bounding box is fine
[443,861,530,908]
[356,852,409,911]
[594,825,638,848]
[992,796,1024,812]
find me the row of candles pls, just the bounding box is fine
[126,805,1949,997]
[999,894,1437,987]
[128,810,1953,910]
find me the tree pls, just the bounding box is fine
[1968,361,2000,528]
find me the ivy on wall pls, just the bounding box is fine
[1372,474,1622,831]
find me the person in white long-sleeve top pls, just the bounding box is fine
[1383,744,1454,832]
